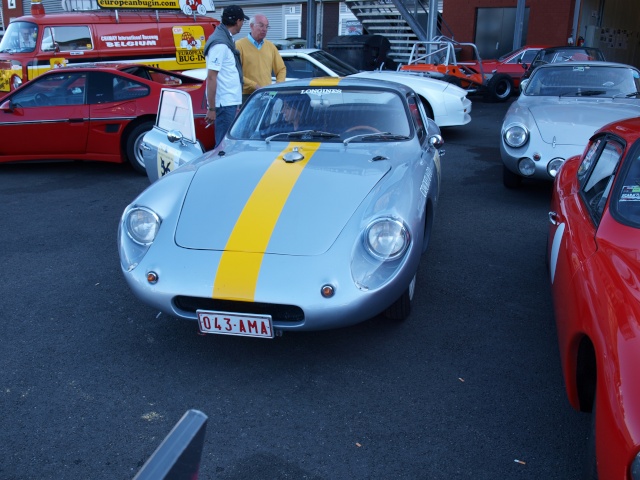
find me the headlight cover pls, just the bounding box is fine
[118,206,161,271]
[364,217,410,261]
[125,207,161,245]
[11,73,22,91]
[503,124,529,148]
[352,217,412,291]
[548,158,564,177]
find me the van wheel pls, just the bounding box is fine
[486,74,513,102]
[125,121,153,175]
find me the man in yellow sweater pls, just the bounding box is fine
[236,13,287,103]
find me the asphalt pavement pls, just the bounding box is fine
[0,95,590,480]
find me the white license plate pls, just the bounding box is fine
[196,310,274,339]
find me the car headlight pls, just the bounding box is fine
[548,158,564,177]
[125,207,161,245]
[503,124,529,148]
[632,450,640,480]
[118,206,161,271]
[364,218,410,260]
[11,73,22,91]
[517,157,536,176]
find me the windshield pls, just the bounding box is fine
[308,50,359,76]
[534,47,604,66]
[523,64,640,97]
[229,86,412,142]
[614,141,640,227]
[0,22,38,53]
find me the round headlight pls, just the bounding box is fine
[504,124,529,148]
[11,74,23,91]
[518,157,536,176]
[548,157,564,177]
[365,218,410,260]
[125,207,161,245]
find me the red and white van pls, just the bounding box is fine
[0,0,218,97]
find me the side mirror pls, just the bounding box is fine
[0,99,14,112]
[167,129,185,144]
[429,134,444,150]
[521,62,528,70]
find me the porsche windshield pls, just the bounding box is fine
[524,65,640,97]
[229,87,412,142]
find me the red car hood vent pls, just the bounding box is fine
[174,148,390,255]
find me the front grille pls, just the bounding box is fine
[174,296,305,323]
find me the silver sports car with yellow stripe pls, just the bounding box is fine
[118,77,443,337]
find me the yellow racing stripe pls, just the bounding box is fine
[310,77,342,86]
[213,142,321,301]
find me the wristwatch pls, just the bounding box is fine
[207,107,215,111]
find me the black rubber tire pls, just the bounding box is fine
[503,165,522,189]
[125,121,154,174]
[584,395,598,480]
[384,273,416,321]
[486,74,514,102]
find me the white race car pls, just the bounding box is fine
[184,48,472,128]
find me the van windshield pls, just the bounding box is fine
[0,22,38,53]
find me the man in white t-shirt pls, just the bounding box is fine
[204,5,248,147]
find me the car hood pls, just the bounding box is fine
[351,70,465,95]
[528,101,640,145]
[175,145,390,255]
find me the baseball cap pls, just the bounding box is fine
[222,5,249,24]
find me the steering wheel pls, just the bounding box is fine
[345,125,379,134]
[35,93,51,106]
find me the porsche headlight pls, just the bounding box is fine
[125,207,160,245]
[118,206,161,271]
[364,218,410,261]
[548,158,564,177]
[503,124,529,148]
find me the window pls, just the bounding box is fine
[282,57,325,79]
[407,96,425,143]
[0,21,38,53]
[612,141,640,227]
[42,26,93,52]
[11,72,87,107]
[580,138,624,224]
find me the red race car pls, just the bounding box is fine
[547,116,640,479]
[0,63,214,173]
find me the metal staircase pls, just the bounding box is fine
[343,0,447,66]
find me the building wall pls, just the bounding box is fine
[443,0,574,50]
[442,0,638,67]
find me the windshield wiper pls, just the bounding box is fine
[560,90,605,97]
[343,132,410,145]
[265,130,340,143]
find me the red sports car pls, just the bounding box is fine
[0,63,213,173]
[547,116,640,479]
